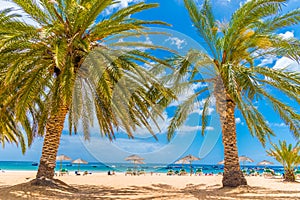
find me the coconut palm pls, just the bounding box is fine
[267,140,300,182]
[166,0,300,187]
[0,0,172,184]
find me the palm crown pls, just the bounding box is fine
[0,0,172,142]
[168,0,300,142]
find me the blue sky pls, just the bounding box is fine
[0,0,299,166]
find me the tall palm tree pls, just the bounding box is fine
[0,0,173,184]
[166,0,300,187]
[267,140,300,182]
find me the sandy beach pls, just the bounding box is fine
[0,171,299,199]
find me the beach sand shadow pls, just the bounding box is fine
[0,180,299,200]
[185,184,300,200]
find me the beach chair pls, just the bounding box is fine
[249,169,259,176]
[195,168,203,176]
[179,169,188,176]
[138,169,146,176]
[263,168,274,178]
[125,168,133,176]
[167,169,174,176]
[59,168,69,176]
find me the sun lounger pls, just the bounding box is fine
[167,169,174,176]
[179,169,188,176]
[59,168,69,176]
[125,168,133,176]
[263,168,275,178]
[138,169,146,175]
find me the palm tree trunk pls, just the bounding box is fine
[214,80,247,187]
[36,105,69,179]
[284,169,295,182]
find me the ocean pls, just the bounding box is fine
[0,161,285,175]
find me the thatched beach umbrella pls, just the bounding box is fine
[257,160,274,166]
[218,156,254,167]
[176,154,200,173]
[125,154,144,161]
[72,158,88,172]
[175,159,190,164]
[125,154,145,170]
[56,154,71,170]
[132,159,145,164]
[239,156,254,168]
[217,160,224,165]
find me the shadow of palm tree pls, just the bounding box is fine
[0,181,299,199]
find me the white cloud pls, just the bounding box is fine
[165,37,187,49]
[0,0,37,26]
[191,107,215,115]
[178,125,214,132]
[169,82,208,107]
[104,0,144,15]
[266,121,288,128]
[259,55,277,66]
[279,31,294,40]
[235,118,241,124]
[273,57,300,72]
[116,36,153,52]
[239,0,253,7]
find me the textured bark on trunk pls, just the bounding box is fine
[36,105,69,179]
[214,78,247,187]
[284,169,295,182]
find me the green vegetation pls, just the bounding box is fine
[0,0,172,184]
[166,0,300,187]
[267,140,300,182]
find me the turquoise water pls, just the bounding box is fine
[0,161,285,175]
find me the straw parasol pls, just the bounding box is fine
[132,159,145,165]
[175,154,200,173]
[56,154,71,171]
[217,160,224,165]
[72,158,88,172]
[239,156,254,163]
[257,160,274,166]
[175,159,190,164]
[239,156,254,168]
[217,156,254,167]
[125,154,144,161]
[125,154,145,170]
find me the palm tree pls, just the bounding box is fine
[267,141,300,182]
[0,0,173,184]
[166,0,300,187]
[0,8,31,154]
